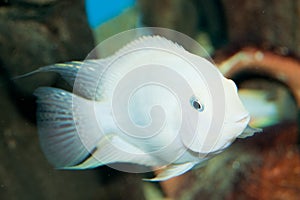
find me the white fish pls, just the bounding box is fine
[30,36,261,181]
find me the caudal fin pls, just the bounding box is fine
[34,87,101,168]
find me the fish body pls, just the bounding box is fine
[32,36,260,181]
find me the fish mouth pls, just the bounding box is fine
[235,114,250,124]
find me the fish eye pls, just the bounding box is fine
[190,96,204,112]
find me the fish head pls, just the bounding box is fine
[184,72,251,154]
[224,78,250,128]
[213,77,251,150]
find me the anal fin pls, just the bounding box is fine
[143,162,195,182]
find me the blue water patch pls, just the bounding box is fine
[85,0,136,28]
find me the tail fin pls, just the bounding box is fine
[34,87,101,168]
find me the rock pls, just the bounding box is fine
[0,0,94,122]
[221,0,300,58]
[0,0,94,93]
[137,0,198,37]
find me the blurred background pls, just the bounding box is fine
[0,0,299,199]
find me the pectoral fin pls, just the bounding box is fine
[238,125,262,139]
[143,162,195,182]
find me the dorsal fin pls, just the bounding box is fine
[114,35,187,57]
